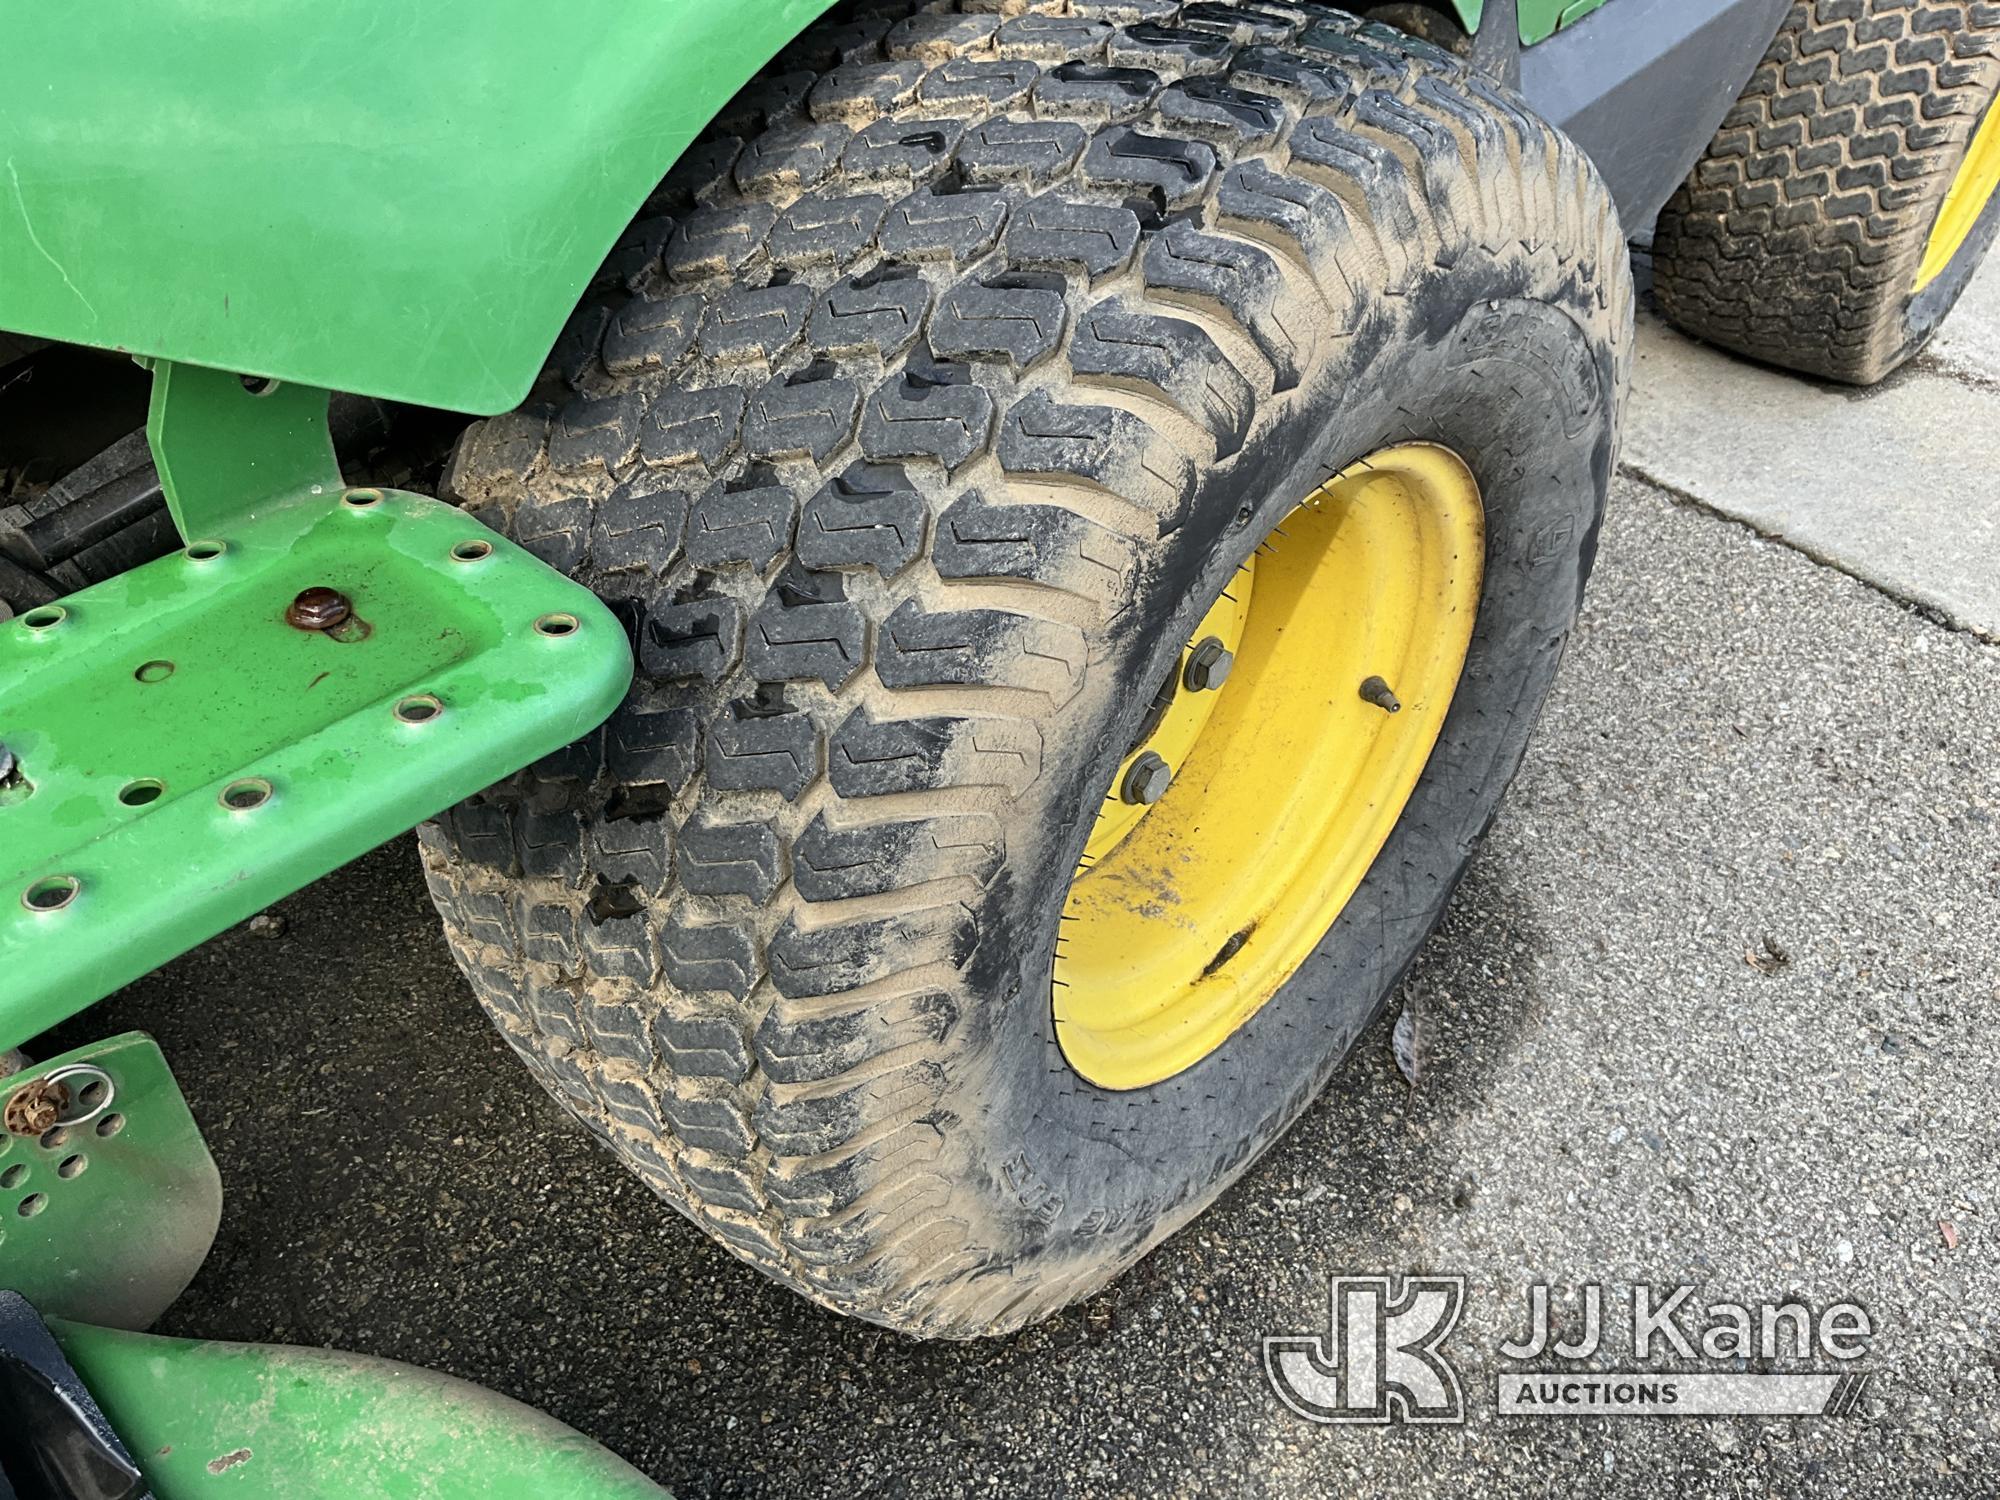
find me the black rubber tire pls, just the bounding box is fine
[0,396,408,617]
[425,0,1632,1338]
[1653,0,2000,385]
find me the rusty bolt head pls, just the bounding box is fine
[4,1078,68,1137]
[286,587,352,631]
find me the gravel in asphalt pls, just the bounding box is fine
[51,462,2000,1497]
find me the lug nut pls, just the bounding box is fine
[1359,675,1401,713]
[1120,751,1173,806]
[1183,636,1235,692]
[286,586,352,631]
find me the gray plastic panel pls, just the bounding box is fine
[1517,0,1791,236]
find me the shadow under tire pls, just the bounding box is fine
[1653,0,2000,385]
[425,1,1632,1338]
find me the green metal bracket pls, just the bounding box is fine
[146,362,342,544]
[1534,0,1612,41]
[0,1033,221,1330]
[0,488,633,1045]
[50,1320,670,1498]
[1454,0,1615,44]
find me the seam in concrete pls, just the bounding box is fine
[1617,462,1999,647]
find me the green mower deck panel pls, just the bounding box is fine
[0,1033,220,1330]
[0,491,633,1046]
[49,1319,670,1498]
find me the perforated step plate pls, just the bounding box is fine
[0,490,632,1044]
[0,1031,219,1329]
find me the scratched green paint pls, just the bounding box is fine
[0,489,633,1045]
[1536,0,1614,42]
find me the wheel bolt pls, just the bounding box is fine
[1359,675,1401,713]
[1183,636,1235,692]
[1120,751,1173,806]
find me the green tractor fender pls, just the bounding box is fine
[1,0,841,416]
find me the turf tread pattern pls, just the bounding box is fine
[427,0,1630,1337]
[1652,0,2000,383]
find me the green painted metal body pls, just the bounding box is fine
[0,1033,221,1330]
[0,1031,661,1495]
[50,1320,670,1498]
[1525,0,1613,43]
[1454,0,1615,42]
[147,363,341,542]
[0,0,838,415]
[0,483,633,1046]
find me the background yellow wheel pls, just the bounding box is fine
[1917,92,2000,293]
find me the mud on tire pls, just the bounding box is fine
[424,0,1632,1337]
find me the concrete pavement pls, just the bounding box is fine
[1625,268,2000,640]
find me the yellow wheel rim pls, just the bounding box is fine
[1917,98,2000,293]
[1053,443,1484,1090]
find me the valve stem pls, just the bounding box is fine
[1359,675,1401,713]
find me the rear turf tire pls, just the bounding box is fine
[1653,0,2000,385]
[424,0,1631,1338]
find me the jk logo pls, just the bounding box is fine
[1264,1275,1467,1424]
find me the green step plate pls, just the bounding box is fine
[0,1032,221,1329]
[0,489,633,1047]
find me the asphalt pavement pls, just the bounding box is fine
[56,260,2000,1497]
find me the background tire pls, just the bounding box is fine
[1653,0,2000,385]
[426,0,1632,1338]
